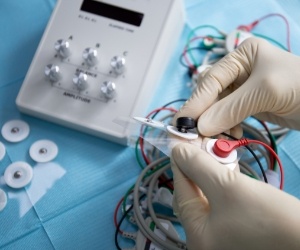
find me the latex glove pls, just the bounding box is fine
[174,37,300,137]
[171,142,300,250]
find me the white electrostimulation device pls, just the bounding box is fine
[16,0,185,144]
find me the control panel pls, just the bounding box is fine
[16,0,185,144]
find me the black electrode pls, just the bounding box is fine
[176,117,196,133]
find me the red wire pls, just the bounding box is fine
[139,136,149,165]
[258,121,275,169]
[215,138,284,189]
[139,107,177,164]
[183,47,196,70]
[247,139,284,190]
[246,13,291,52]
[183,35,210,70]
[138,107,177,191]
[114,197,124,235]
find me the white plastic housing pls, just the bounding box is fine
[206,139,238,170]
[16,0,185,145]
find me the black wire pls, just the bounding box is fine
[115,194,147,250]
[222,132,268,183]
[114,204,133,250]
[115,174,176,249]
[162,99,188,108]
[151,99,187,120]
[247,118,278,171]
[251,117,277,151]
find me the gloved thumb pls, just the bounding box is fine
[171,142,236,210]
[197,76,271,136]
[173,40,251,131]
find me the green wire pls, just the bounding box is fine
[185,26,287,68]
[252,32,287,51]
[186,25,225,66]
[135,137,145,170]
[134,125,152,168]
[245,173,259,180]
[185,34,225,68]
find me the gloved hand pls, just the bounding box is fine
[171,142,300,250]
[174,37,300,137]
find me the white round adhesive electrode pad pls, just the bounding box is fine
[133,117,166,130]
[0,189,7,211]
[166,126,198,140]
[206,139,237,164]
[0,142,6,161]
[4,162,33,189]
[1,120,30,142]
[29,140,58,163]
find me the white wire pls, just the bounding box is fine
[239,161,261,180]
[147,167,186,245]
[133,157,185,250]
[242,145,271,169]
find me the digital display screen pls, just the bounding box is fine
[81,0,144,27]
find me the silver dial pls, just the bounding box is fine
[73,71,87,90]
[101,81,116,99]
[44,64,61,82]
[54,39,71,58]
[83,48,98,66]
[110,56,125,74]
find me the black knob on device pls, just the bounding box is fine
[176,117,196,133]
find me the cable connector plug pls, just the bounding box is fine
[237,20,259,32]
[122,231,137,240]
[213,138,249,157]
[205,139,238,169]
[128,215,137,225]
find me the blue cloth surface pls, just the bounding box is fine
[1,0,300,249]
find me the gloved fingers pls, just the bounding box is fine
[197,76,275,136]
[215,130,231,139]
[173,192,209,236]
[194,65,212,84]
[197,65,212,79]
[200,137,240,173]
[171,159,209,230]
[229,124,243,138]
[171,158,207,209]
[172,186,209,229]
[168,133,203,147]
[172,190,180,217]
[253,112,299,130]
[173,40,253,125]
[214,124,243,139]
[172,142,236,209]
